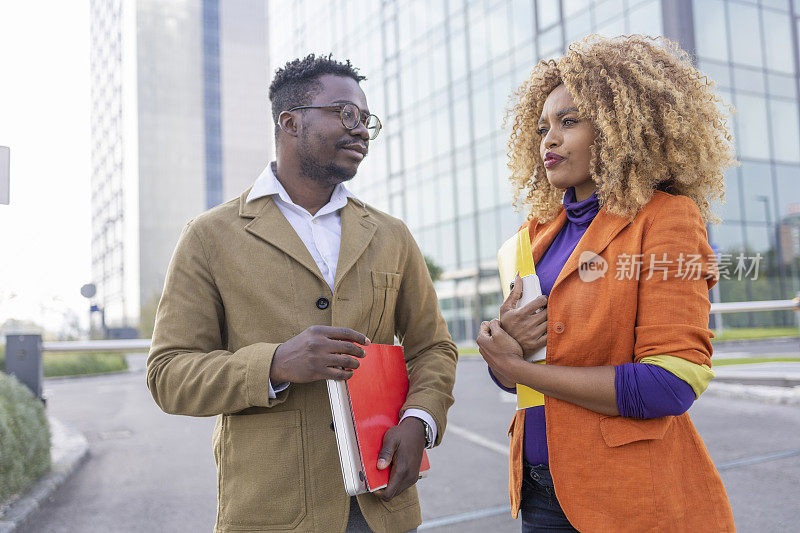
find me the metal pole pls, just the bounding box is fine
[4,334,44,401]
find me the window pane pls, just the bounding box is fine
[487,3,511,58]
[740,160,772,223]
[694,0,729,62]
[479,209,499,261]
[563,0,589,17]
[767,72,796,99]
[709,222,745,252]
[469,8,489,69]
[511,0,535,47]
[775,164,800,219]
[476,157,497,210]
[565,8,591,43]
[762,0,789,11]
[717,167,742,222]
[539,23,563,56]
[595,0,624,24]
[627,0,662,38]
[537,0,560,29]
[699,59,731,88]
[457,168,475,217]
[728,3,762,67]
[762,11,794,74]
[733,66,765,95]
[769,98,800,162]
[596,16,625,38]
[735,94,768,159]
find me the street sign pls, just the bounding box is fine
[81,283,97,298]
[0,146,9,205]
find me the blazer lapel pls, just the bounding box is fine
[531,209,568,265]
[334,199,377,292]
[551,206,631,291]
[240,192,327,285]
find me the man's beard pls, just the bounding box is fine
[298,131,357,186]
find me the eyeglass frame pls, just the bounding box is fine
[284,103,382,139]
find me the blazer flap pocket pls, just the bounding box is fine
[371,270,401,290]
[599,415,674,447]
[227,409,300,431]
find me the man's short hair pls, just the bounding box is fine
[269,54,366,134]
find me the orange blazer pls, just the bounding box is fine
[507,191,735,532]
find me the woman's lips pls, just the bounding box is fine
[544,157,564,168]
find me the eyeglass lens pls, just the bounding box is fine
[340,103,381,139]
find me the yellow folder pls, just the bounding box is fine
[497,227,545,409]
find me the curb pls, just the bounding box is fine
[0,416,89,533]
[704,381,800,406]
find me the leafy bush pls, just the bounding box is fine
[0,372,51,506]
[0,346,127,377]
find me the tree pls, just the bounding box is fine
[424,255,443,283]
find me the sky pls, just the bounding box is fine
[0,2,91,333]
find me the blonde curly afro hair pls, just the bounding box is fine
[507,34,737,224]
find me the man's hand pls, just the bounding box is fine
[498,274,548,358]
[372,417,426,501]
[270,326,370,383]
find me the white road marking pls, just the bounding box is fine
[447,423,509,457]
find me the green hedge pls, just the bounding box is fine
[0,346,127,377]
[0,372,51,505]
[42,352,127,377]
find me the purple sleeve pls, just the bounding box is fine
[614,363,695,419]
[488,366,516,394]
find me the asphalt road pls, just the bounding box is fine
[17,348,800,533]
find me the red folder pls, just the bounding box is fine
[345,343,430,491]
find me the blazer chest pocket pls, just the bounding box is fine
[368,271,401,342]
[219,410,306,529]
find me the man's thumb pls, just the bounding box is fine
[377,433,399,470]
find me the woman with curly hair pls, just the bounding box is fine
[477,34,737,532]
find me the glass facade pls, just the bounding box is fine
[693,0,800,327]
[268,0,800,342]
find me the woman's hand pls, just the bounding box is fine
[477,319,525,379]
[499,274,548,358]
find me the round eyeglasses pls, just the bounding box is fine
[288,103,382,140]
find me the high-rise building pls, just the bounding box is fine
[267,0,800,342]
[90,0,271,331]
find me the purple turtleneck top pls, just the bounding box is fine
[490,187,695,466]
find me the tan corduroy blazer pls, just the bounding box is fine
[147,189,458,533]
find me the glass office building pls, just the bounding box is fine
[90,0,272,331]
[268,0,800,342]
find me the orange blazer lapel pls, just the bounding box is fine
[552,206,631,291]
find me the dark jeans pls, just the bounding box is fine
[520,463,579,532]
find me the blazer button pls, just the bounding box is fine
[316,297,330,310]
[553,322,565,334]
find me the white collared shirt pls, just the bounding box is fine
[246,162,354,291]
[247,163,436,445]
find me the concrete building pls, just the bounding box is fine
[89,0,271,331]
[267,0,800,342]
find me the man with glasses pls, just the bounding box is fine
[147,54,457,533]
